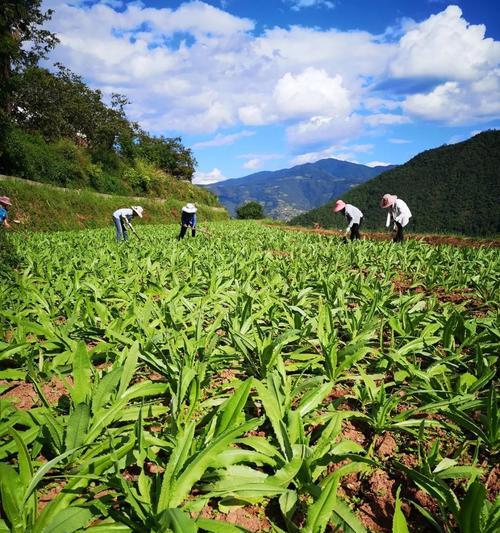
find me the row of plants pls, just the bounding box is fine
[0,222,498,532]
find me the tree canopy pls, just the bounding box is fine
[0,1,198,197]
[236,201,265,219]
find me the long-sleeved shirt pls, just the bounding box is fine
[0,207,7,226]
[386,198,412,228]
[113,208,134,222]
[344,204,363,230]
[181,210,197,227]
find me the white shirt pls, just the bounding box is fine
[344,204,363,229]
[113,208,133,220]
[386,198,412,228]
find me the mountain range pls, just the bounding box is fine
[205,159,394,219]
[290,130,500,237]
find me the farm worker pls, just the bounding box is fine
[333,200,363,240]
[177,203,197,240]
[0,196,12,229]
[112,206,143,241]
[380,194,412,243]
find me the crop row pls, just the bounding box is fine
[0,222,498,532]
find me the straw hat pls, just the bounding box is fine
[182,203,197,213]
[131,206,144,218]
[380,194,397,208]
[333,200,346,212]
[0,196,12,206]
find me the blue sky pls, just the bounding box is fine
[43,0,500,183]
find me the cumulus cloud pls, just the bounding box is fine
[403,77,500,124]
[41,1,500,147]
[273,68,352,119]
[389,6,500,124]
[192,167,228,184]
[389,6,499,81]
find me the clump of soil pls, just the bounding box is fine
[198,504,271,532]
[1,376,72,409]
[375,432,397,459]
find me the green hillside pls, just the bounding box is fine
[290,130,500,237]
[0,175,228,231]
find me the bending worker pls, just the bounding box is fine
[333,199,363,240]
[0,196,12,228]
[178,203,197,240]
[112,206,143,241]
[380,194,412,242]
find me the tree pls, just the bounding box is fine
[135,132,197,181]
[236,201,265,219]
[0,1,58,114]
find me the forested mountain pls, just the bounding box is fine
[206,159,393,219]
[0,1,214,202]
[290,131,500,236]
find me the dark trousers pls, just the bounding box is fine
[350,218,363,240]
[178,225,195,240]
[393,222,404,242]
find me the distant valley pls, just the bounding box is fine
[205,159,394,220]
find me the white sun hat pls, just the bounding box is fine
[131,206,144,218]
[182,203,197,213]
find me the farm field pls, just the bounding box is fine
[0,221,499,533]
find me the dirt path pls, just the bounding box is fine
[266,224,500,249]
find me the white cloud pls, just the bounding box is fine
[365,161,392,167]
[389,6,500,81]
[285,0,335,12]
[192,167,228,185]
[403,78,500,124]
[286,114,364,148]
[192,130,255,149]
[389,138,411,144]
[41,1,500,146]
[273,68,352,119]
[364,113,410,126]
[289,143,373,165]
[240,153,283,170]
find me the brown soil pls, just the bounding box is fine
[485,464,500,502]
[391,274,492,314]
[340,420,367,445]
[356,469,396,533]
[375,432,398,459]
[267,224,500,248]
[0,376,72,409]
[38,481,66,512]
[198,504,271,532]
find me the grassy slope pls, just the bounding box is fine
[0,175,229,231]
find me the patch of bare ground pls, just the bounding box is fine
[38,481,66,512]
[267,224,500,249]
[340,420,368,446]
[267,249,290,257]
[485,464,500,502]
[375,432,398,459]
[197,504,271,532]
[0,376,72,409]
[207,368,240,393]
[391,274,493,314]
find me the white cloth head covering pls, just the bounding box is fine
[182,203,197,213]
